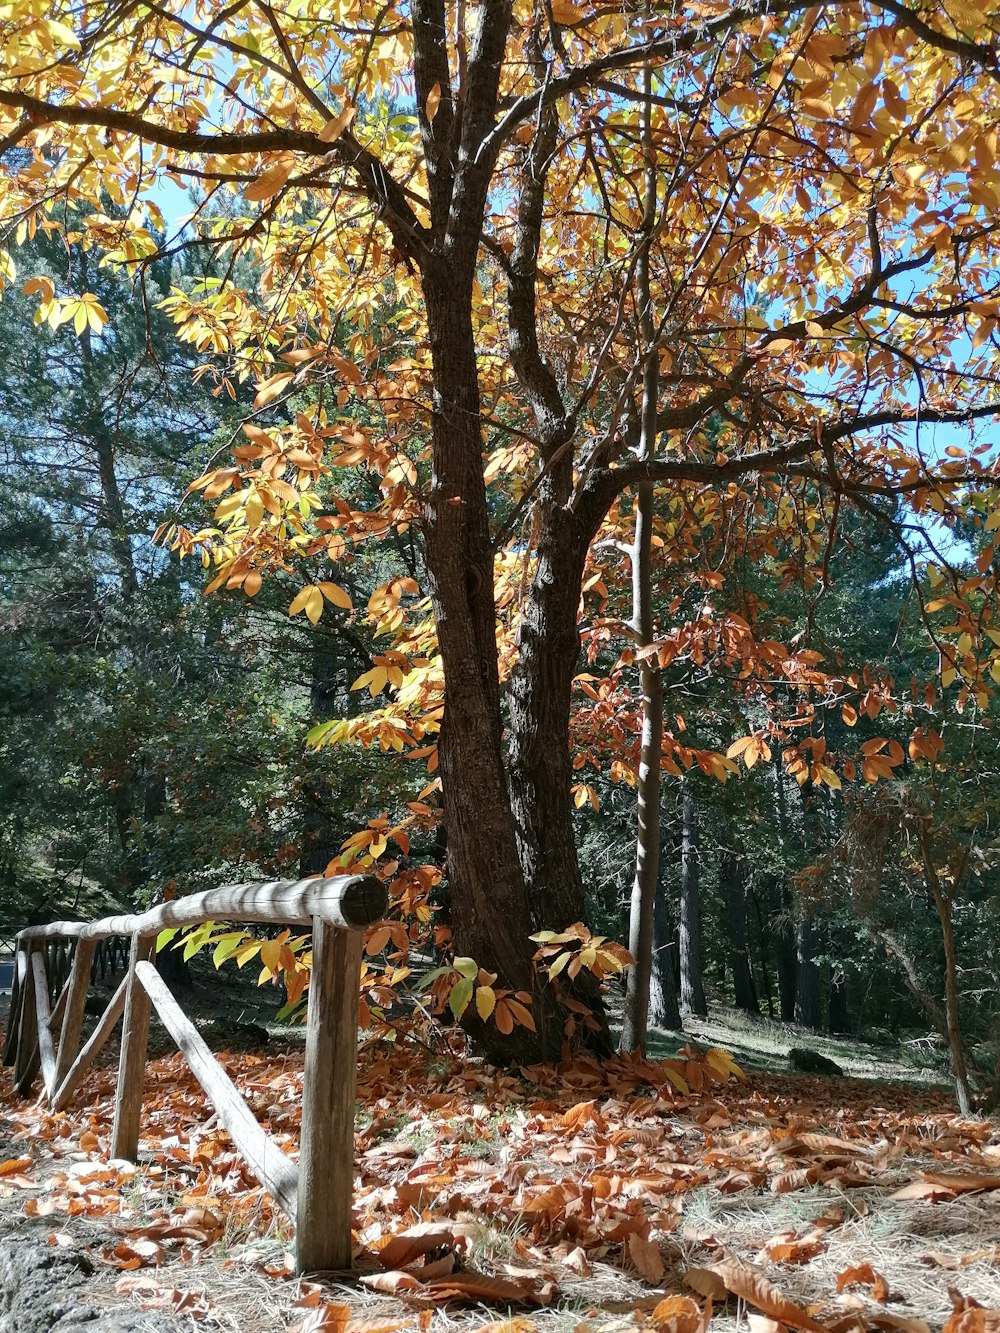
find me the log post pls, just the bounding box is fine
[111,933,155,1161]
[31,950,57,1096]
[52,974,128,1112]
[2,945,26,1067]
[55,939,96,1089]
[296,917,363,1274]
[13,947,40,1095]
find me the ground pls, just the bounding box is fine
[2,968,998,1333]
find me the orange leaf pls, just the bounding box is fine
[627,1232,665,1284]
[710,1261,827,1333]
[0,1157,32,1176]
[836,1262,889,1302]
[300,1305,352,1332]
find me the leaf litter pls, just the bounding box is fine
[3,1040,1000,1332]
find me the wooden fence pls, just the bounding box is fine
[1,874,386,1273]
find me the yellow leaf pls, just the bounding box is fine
[245,158,294,202]
[290,586,325,623]
[550,0,580,22]
[319,106,356,143]
[253,372,294,406]
[46,18,81,49]
[245,491,264,529]
[260,938,282,974]
[475,985,496,1021]
[425,82,442,122]
[319,581,353,609]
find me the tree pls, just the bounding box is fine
[677,787,707,1019]
[7,0,1000,1061]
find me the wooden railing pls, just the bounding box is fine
[1,875,387,1274]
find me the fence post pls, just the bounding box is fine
[13,945,40,1095]
[296,917,362,1274]
[111,933,155,1161]
[2,944,26,1067]
[55,939,96,1089]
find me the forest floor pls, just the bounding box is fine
[0,971,995,1333]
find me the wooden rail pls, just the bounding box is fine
[1,875,386,1274]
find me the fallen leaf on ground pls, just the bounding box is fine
[870,1315,932,1333]
[298,1305,351,1332]
[420,1273,554,1306]
[684,1268,727,1301]
[921,1171,1000,1194]
[115,1273,212,1318]
[747,1316,787,1333]
[758,1230,825,1265]
[710,1260,827,1333]
[943,1292,1000,1333]
[836,1263,890,1302]
[0,1157,32,1176]
[627,1232,665,1283]
[360,1271,424,1295]
[890,1181,958,1203]
[100,1239,165,1269]
[649,1294,710,1333]
[373,1223,468,1269]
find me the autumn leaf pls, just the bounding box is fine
[706,1261,827,1333]
[319,105,356,142]
[837,1262,890,1302]
[245,157,295,201]
[627,1232,665,1284]
[289,585,325,624]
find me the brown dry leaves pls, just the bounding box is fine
[3,1044,1000,1330]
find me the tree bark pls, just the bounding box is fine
[648,872,681,1031]
[678,788,707,1016]
[794,918,822,1029]
[920,831,973,1115]
[771,764,797,1020]
[775,880,797,1021]
[721,848,759,1015]
[750,884,775,1020]
[827,967,850,1034]
[795,779,823,1030]
[619,56,662,1057]
[420,262,610,1062]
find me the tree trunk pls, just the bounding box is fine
[678,787,707,1017]
[794,918,822,1029]
[750,884,775,1019]
[920,831,973,1115]
[619,61,662,1058]
[422,266,609,1062]
[300,629,346,878]
[794,779,823,1030]
[827,968,850,1034]
[771,765,797,1020]
[648,874,681,1031]
[776,879,798,1021]
[722,849,759,1015]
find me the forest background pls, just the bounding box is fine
[2,208,998,1106]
